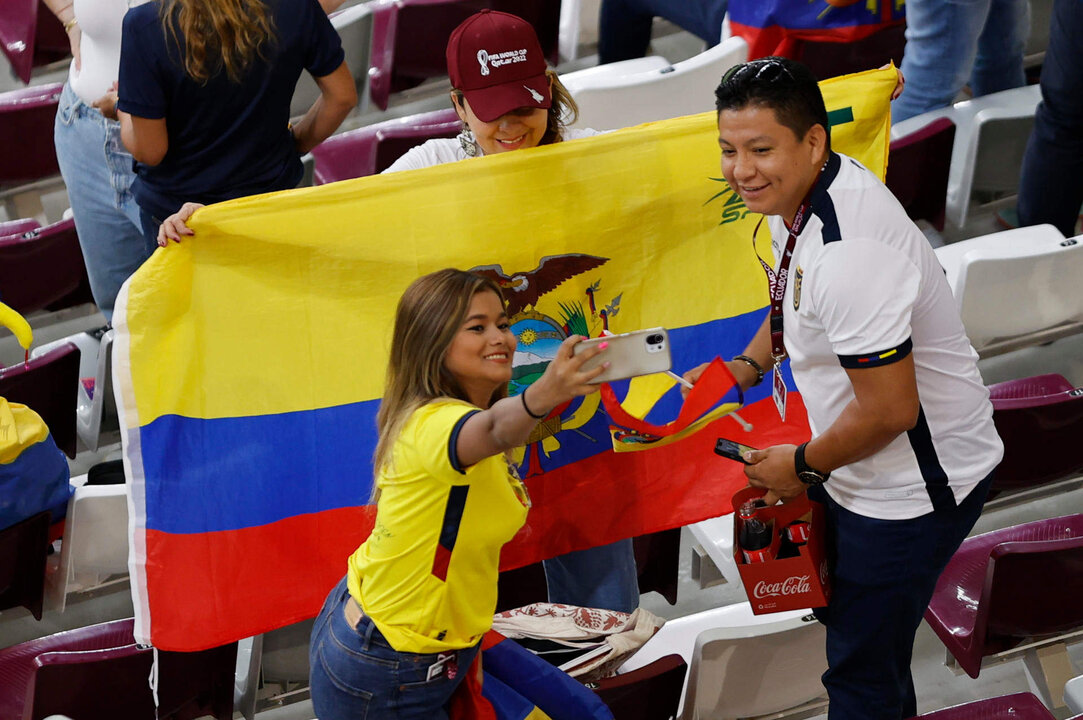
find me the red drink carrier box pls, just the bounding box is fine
[732,486,832,614]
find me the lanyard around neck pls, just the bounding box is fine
[752,190,816,364]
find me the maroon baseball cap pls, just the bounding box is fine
[446,10,552,123]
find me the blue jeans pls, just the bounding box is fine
[309,576,481,720]
[53,82,153,322]
[543,538,640,613]
[809,472,994,720]
[1017,0,1083,237]
[892,0,1029,123]
[598,0,730,63]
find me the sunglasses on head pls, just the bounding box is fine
[721,58,796,86]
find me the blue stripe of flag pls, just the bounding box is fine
[139,310,774,535]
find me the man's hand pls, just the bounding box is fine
[744,444,806,505]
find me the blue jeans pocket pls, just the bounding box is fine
[56,83,79,127]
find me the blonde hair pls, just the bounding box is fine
[452,69,580,145]
[372,270,509,499]
[161,0,276,84]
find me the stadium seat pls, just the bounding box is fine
[0,510,51,621]
[679,607,827,719]
[0,218,40,236]
[632,527,681,605]
[311,107,460,183]
[562,36,748,131]
[0,218,94,316]
[290,3,374,117]
[594,654,686,720]
[32,328,118,453]
[259,617,314,703]
[0,0,70,84]
[558,0,602,62]
[908,692,1057,719]
[985,374,1083,502]
[617,603,824,719]
[791,23,906,81]
[0,343,80,459]
[366,0,560,111]
[924,515,1083,707]
[0,82,63,187]
[46,480,128,612]
[892,85,1041,230]
[561,55,672,88]
[1067,674,1083,716]
[688,512,741,589]
[0,617,237,720]
[234,635,264,720]
[885,117,956,231]
[934,225,1083,357]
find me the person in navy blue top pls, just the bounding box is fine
[117,0,356,248]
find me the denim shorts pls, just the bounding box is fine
[309,576,480,720]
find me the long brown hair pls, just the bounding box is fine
[373,270,509,495]
[451,69,580,146]
[160,0,276,84]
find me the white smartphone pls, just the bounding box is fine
[572,327,672,384]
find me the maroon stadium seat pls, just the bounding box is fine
[0,343,80,459]
[0,617,237,720]
[986,373,1083,499]
[886,117,956,231]
[312,108,460,183]
[0,218,93,315]
[593,654,686,720]
[0,511,50,621]
[925,514,1083,679]
[0,0,70,84]
[0,82,63,186]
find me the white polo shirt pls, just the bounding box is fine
[767,152,1003,520]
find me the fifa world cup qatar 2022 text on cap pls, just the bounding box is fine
[446,10,552,123]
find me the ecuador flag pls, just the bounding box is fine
[114,68,897,650]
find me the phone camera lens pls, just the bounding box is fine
[647,334,663,344]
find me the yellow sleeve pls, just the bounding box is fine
[406,401,480,482]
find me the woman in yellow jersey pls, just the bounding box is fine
[309,269,607,720]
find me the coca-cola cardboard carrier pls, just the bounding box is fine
[732,487,832,614]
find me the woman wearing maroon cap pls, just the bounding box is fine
[384,9,596,167]
[385,9,642,619]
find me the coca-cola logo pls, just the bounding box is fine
[753,575,811,599]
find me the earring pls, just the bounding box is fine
[458,126,479,157]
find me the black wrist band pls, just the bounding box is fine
[520,388,546,420]
[733,354,765,386]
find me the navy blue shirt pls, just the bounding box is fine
[118,0,344,220]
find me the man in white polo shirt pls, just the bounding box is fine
[685,58,1003,720]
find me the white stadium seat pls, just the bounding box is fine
[32,328,118,453]
[558,0,602,62]
[561,36,748,131]
[892,85,1041,230]
[619,603,825,719]
[46,479,129,612]
[934,225,1083,357]
[290,3,373,117]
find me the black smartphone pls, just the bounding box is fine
[714,437,758,464]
